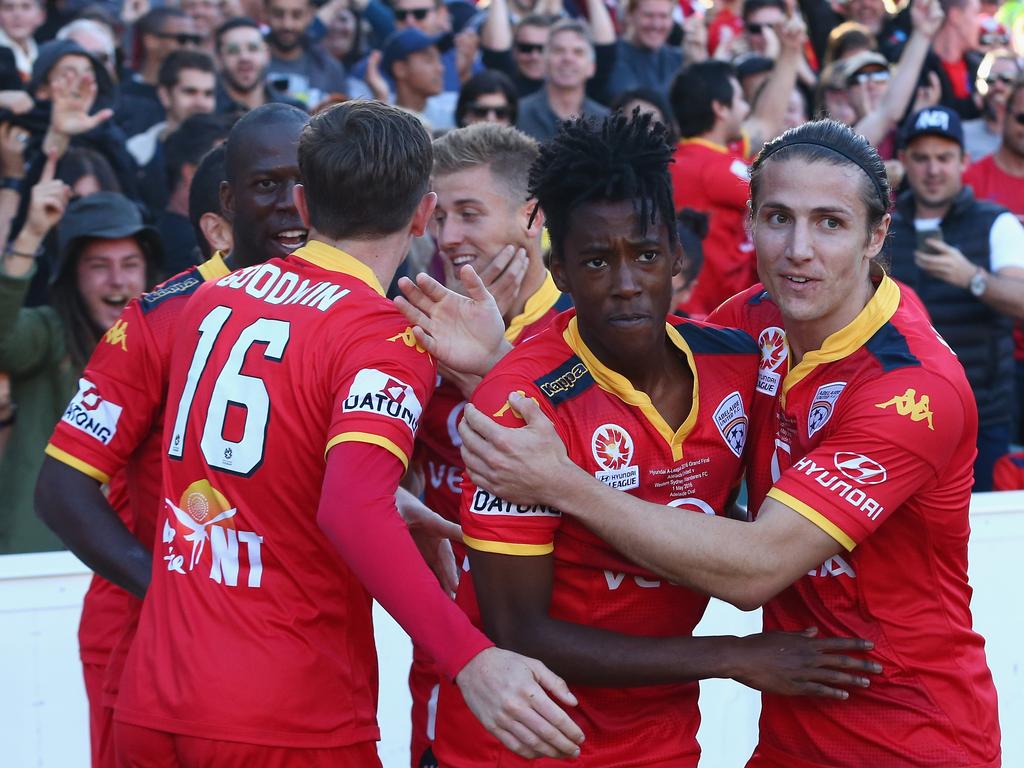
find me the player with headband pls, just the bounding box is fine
[406,119,1001,767]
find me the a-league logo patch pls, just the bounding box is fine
[756,327,788,396]
[591,424,640,491]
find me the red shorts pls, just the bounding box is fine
[83,660,115,768]
[114,722,382,768]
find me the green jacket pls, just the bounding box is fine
[0,265,79,553]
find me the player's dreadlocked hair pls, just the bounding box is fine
[528,110,677,260]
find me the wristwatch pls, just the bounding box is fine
[969,268,988,298]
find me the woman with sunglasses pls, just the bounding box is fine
[455,69,518,127]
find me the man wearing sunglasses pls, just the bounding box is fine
[264,0,349,107]
[962,49,1022,159]
[390,0,479,93]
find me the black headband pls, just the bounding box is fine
[757,139,889,211]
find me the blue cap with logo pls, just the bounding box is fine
[901,106,964,149]
[381,28,453,77]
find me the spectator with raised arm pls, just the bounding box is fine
[962,47,1021,158]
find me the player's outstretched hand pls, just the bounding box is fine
[456,646,584,760]
[395,487,461,595]
[459,392,570,508]
[395,264,508,377]
[730,627,882,699]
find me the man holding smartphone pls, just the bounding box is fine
[891,105,1024,490]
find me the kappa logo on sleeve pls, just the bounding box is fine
[342,368,422,432]
[713,391,748,458]
[875,388,935,430]
[61,378,123,445]
[103,319,128,351]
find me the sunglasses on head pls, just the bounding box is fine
[848,69,890,87]
[468,103,511,120]
[156,31,204,46]
[985,73,1016,87]
[395,7,431,21]
[514,41,544,54]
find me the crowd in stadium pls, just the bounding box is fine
[0,0,1020,763]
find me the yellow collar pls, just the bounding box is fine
[505,271,562,343]
[563,316,698,462]
[293,240,385,296]
[197,250,231,282]
[679,137,729,154]
[781,275,901,405]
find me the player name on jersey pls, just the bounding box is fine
[216,263,351,312]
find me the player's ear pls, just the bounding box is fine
[671,242,684,278]
[293,183,312,229]
[550,250,569,293]
[409,191,437,238]
[522,198,544,239]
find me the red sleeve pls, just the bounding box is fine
[460,375,564,556]
[45,299,164,483]
[705,155,750,209]
[318,441,492,680]
[769,370,966,550]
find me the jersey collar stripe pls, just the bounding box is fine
[678,137,730,154]
[462,534,554,556]
[43,443,111,484]
[781,275,901,406]
[325,432,409,468]
[196,251,231,282]
[505,271,562,344]
[562,316,699,462]
[292,240,386,296]
[767,487,857,552]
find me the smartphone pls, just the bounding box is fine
[916,227,943,253]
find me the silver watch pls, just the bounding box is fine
[969,269,988,298]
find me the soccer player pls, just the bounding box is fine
[419,113,880,768]
[36,102,311,768]
[407,122,572,768]
[450,120,1001,767]
[111,101,583,766]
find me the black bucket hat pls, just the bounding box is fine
[54,192,164,284]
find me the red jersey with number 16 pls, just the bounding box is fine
[712,278,1000,768]
[435,310,760,768]
[115,241,437,748]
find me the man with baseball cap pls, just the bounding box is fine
[382,27,457,130]
[890,105,1024,490]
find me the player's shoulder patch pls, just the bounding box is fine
[534,354,594,407]
[138,266,204,314]
[674,318,759,356]
[864,322,921,373]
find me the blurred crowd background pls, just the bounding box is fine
[0,0,1022,555]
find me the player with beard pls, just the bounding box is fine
[404,122,570,768]
[214,17,304,114]
[436,119,1001,768]
[36,103,310,768]
[403,113,880,768]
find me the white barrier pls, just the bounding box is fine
[2,491,1021,768]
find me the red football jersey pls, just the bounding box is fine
[713,278,1000,767]
[115,241,437,748]
[670,138,756,317]
[45,254,232,675]
[964,154,1024,220]
[434,310,760,768]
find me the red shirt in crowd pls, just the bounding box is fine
[964,154,1024,219]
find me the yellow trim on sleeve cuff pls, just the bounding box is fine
[44,443,111,484]
[463,534,554,556]
[767,488,857,552]
[325,431,409,469]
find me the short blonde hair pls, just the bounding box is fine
[432,123,539,207]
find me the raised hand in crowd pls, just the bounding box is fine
[121,0,151,25]
[43,64,114,158]
[0,122,28,187]
[363,49,391,103]
[912,70,943,113]
[2,151,70,279]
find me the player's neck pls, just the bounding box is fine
[308,230,408,290]
[503,251,547,325]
